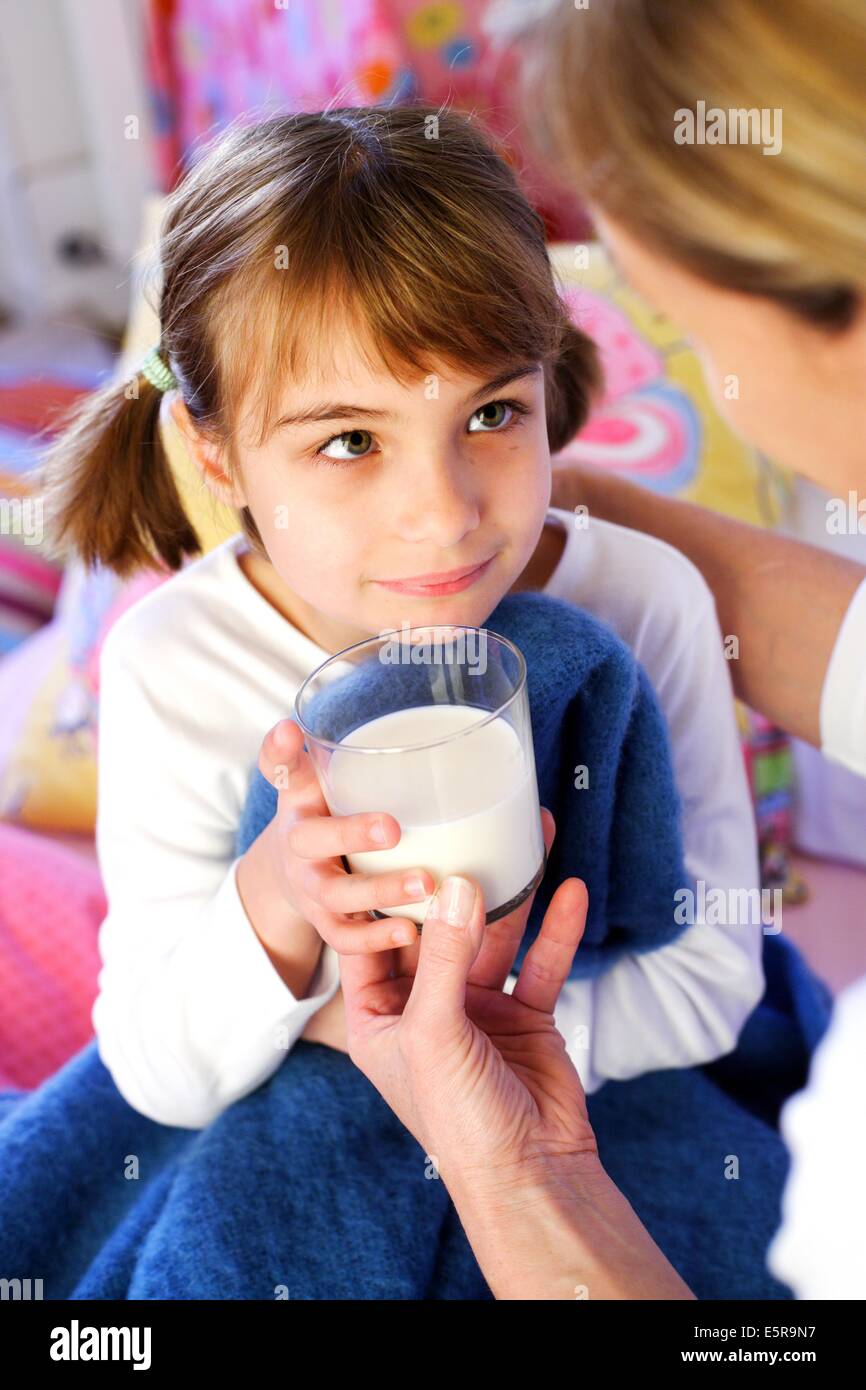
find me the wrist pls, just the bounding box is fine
[446,1152,694,1301]
[236,826,322,995]
[442,1151,594,1298]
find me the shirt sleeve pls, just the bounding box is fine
[91,631,341,1130]
[765,974,866,1298]
[507,588,765,1092]
[820,575,866,778]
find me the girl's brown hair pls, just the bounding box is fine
[519,0,865,330]
[36,103,601,578]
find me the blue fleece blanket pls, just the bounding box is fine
[0,593,833,1299]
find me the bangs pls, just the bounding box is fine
[210,172,564,452]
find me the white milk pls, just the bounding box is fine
[325,702,543,924]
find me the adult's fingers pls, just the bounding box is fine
[466,807,557,991]
[403,875,485,1034]
[510,877,589,1015]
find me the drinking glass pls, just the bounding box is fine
[294,624,546,926]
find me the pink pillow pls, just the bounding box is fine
[0,823,105,1090]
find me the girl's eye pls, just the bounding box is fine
[467,399,529,433]
[315,428,375,464]
[310,397,532,467]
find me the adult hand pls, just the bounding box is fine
[340,810,596,1188]
[301,806,574,1057]
[340,812,696,1302]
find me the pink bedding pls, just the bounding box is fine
[0,823,104,1090]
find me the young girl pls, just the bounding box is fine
[40,105,762,1133]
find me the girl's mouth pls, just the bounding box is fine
[374,555,495,597]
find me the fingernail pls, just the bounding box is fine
[369,817,388,844]
[429,875,475,927]
[404,874,429,900]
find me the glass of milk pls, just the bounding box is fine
[294,624,545,927]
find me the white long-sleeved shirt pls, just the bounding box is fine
[819,574,866,780]
[764,574,866,1298]
[92,505,764,1129]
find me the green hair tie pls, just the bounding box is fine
[140,345,177,393]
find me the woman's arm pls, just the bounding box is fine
[341,878,696,1300]
[445,1154,695,1300]
[550,460,865,748]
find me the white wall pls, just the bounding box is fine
[0,0,156,327]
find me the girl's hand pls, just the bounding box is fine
[340,812,598,1182]
[256,718,435,956]
[299,984,348,1051]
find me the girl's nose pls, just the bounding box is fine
[395,452,481,548]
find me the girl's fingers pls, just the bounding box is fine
[259,718,328,818]
[258,717,303,784]
[307,862,435,916]
[510,877,589,1015]
[321,911,420,954]
[285,808,402,861]
[289,878,419,955]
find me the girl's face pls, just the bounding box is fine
[177,337,553,654]
[595,210,866,499]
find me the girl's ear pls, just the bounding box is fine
[169,395,246,509]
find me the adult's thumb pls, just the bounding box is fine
[408,875,485,1029]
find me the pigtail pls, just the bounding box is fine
[32,368,203,579]
[545,318,604,454]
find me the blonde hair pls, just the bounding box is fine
[522,0,865,326]
[36,103,601,578]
